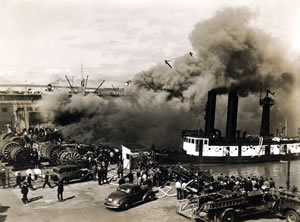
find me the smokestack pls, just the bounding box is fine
[260,91,274,136]
[226,91,238,139]
[204,90,216,136]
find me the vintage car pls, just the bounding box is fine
[104,183,156,210]
[50,164,93,184]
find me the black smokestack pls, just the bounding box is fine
[260,91,274,136]
[205,90,216,136]
[226,91,238,139]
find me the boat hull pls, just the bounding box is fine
[157,152,300,164]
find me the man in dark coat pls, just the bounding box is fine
[14,172,22,188]
[97,166,104,185]
[21,182,29,204]
[27,173,34,190]
[128,171,134,184]
[57,180,64,201]
[43,171,52,188]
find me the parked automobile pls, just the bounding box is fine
[104,183,156,210]
[50,164,93,184]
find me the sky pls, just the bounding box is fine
[0,0,300,88]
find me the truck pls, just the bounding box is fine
[176,188,300,222]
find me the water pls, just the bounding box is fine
[196,159,300,188]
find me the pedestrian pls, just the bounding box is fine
[21,182,29,204]
[269,178,276,189]
[42,171,52,188]
[117,162,123,178]
[175,179,182,200]
[182,180,187,199]
[14,172,22,188]
[262,178,270,190]
[103,166,108,184]
[128,171,134,184]
[57,180,64,202]
[97,166,104,185]
[233,181,241,194]
[27,173,34,190]
[1,169,6,189]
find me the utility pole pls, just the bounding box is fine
[287,149,291,190]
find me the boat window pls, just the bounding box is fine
[191,139,194,144]
[204,140,208,145]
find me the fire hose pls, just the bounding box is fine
[157,186,177,198]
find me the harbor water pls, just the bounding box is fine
[197,159,300,188]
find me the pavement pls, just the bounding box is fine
[0,166,287,222]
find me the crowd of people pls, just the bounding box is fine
[174,172,277,200]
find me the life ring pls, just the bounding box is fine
[215,147,222,152]
[242,147,247,152]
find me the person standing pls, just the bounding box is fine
[42,172,52,188]
[21,182,29,204]
[57,180,64,202]
[117,161,123,178]
[175,179,182,200]
[181,180,188,199]
[27,173,34,190]
[103,165,108,184]
[269,178,276,189]
[1,169,6,189]
[128,171,134,184]
[14,172,22,188]
[97,166,104,185]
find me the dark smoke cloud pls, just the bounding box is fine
[38,7,299,148]
[189,7,294,97]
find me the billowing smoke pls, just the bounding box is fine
[38,7,298,148]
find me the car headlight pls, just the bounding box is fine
[199,212,208,217]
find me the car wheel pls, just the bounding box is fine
[123,202,130,210]
[286,210,300,222]
[222,211,236,222]
[147,194,154,201]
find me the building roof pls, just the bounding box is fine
[121,144,149,152]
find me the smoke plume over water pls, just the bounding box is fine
[38,7,299,149]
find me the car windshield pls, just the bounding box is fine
[117,187,131,194]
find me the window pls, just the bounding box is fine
[1,107,7,112]
[196,140,199,145]
[191,139,194,144]
[126,154,130,159]
[204,140,208,145]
